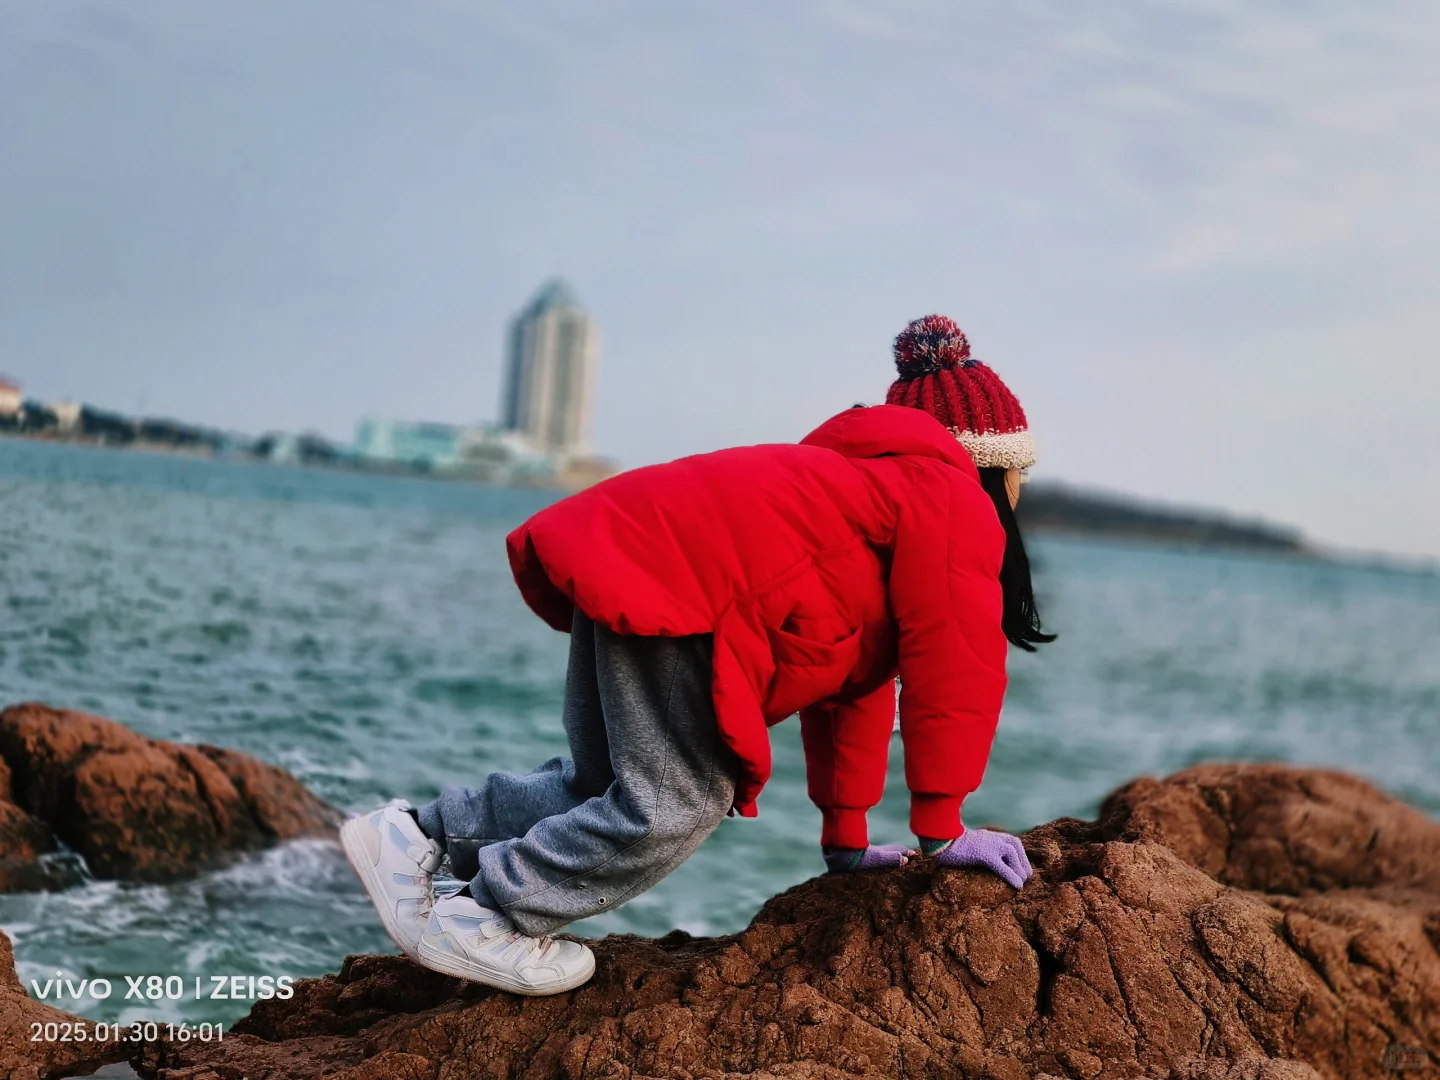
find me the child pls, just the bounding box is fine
[341,315,1054,995]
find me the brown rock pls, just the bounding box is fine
[0,702,341,886]
[0,928,129,1080]
[114,763,1436,1080]
[1096,765,1440,894]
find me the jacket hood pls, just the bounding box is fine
[800,405,979,480]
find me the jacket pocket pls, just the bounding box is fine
[767,624,863,668]
[763,623,865,720]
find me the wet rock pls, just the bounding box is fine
[124,763,1436,1080]
[0,754,63,893]
[0,928,130,1080]
[0,703,341,887]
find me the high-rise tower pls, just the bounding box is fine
[500,279,598,457]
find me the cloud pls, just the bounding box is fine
[1040,3,1440,272]
[2,0,1438,555]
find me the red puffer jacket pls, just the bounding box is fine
[506,405,1009,847]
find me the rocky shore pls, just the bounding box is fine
[0,703,339,890]
[1,709,1437,1080]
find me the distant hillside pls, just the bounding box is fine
[1016,482,1308,555]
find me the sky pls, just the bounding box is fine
[2,1,1438,559]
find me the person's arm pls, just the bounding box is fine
[888,463,1010,842]
[800,679,901,869]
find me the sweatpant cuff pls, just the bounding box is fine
[414,800,447,849]
[465,875,503,912]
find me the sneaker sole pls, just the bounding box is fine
[339,814,425,962]
[415,936,596,996]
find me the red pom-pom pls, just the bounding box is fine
[892,315,972,379]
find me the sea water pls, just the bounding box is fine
[1,438,1437,1023]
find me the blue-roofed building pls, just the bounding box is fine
[353,417,578,484]
[354,417,464,470]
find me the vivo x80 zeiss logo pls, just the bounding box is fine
[30,972,296,1003]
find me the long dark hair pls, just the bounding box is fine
[976,467,1056,652]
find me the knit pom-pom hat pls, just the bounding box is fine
[885,315,1037,470]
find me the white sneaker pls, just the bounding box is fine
[339,799,443,960]
[416,892,596,996]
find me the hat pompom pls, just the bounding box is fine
[893,315,973,379]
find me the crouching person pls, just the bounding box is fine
[341,316,1054,994]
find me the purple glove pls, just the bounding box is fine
[823,844,912,874]
[924,829,1033,888]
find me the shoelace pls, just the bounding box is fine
[468,917,555,962]
[501,929,556,958]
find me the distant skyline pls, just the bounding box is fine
[2,3,1438,558]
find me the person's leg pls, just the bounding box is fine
[413,623,735,993]
[465,625,736,935]
[343,609,611,965]
[444,624,737,937]
[413,609,615,880]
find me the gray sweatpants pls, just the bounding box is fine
[416,610,737,936]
